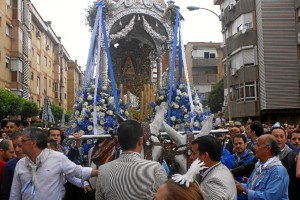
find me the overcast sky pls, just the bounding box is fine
[30,0,222,66]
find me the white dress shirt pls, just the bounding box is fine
[9,149,92,200]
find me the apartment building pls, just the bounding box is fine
[214,0,300,123]
[67,60,83,111]
[185,42,223,100]
[0,0,77,114]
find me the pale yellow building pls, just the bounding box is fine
[0,0,77,117]
[67,60,83,111]
[185,42,223,100]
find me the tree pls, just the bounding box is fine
[51,103,63,122]
[20,100,39,121]
[207,79,224,113]
[65,110,73,122]
[0,89,22,120]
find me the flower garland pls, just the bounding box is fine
[152,81,210,131]
[66,80,128,136]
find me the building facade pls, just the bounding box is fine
[0,0,79,117]
[185,42,223,100]
[67,60,83,111]
[214,0,300,123]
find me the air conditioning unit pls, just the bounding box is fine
[242,27,248,34]
[46,45,50,50]
[231,68,237,76]
[219,13,224,21]
[7,5,12,9]
[229,4,235,11]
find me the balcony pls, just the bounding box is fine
[224,29,257,55]
[222,0,256,28]
[192,58,218,67]
[193,74,218,84]
[225,100,260,118]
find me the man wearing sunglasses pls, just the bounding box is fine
[9,127,98,200]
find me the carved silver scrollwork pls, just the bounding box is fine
[124,0,134,7]
[110,15,136,40]
[142,16,166,41]
[116,0,165,11]
[144,0,153,8]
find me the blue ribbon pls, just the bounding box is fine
[100,4,120,114]
[178,30,183,83]
[21,179,35,195]
[93,4,103,135]
[167,7,180,125]
[83,4,102,89]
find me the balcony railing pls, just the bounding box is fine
[192,58,218,67]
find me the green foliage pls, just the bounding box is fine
[31,122,44,128]
[20,100,39,121]
[163,4,184,25]
[85,0,114,29]
[0,89,22,119]
[65,110,73,122]
[207,79,224,113]
[0,89,40,121]
[51,103,63,122]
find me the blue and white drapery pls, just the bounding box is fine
[167,7,194,126]
[83,2,120,135]
[42,96,55,124]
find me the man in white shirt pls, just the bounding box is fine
[9,127,98,200]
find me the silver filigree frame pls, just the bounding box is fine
[109,15,136,40]
[106,8,173,44]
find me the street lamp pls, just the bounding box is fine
[186,6,220,20]
[187,5,232,120]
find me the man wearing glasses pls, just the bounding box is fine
[9,127,98,200]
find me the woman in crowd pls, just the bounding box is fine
[155,179,204,200]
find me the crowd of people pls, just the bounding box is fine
[0,118,299,199]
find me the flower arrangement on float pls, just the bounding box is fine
[151,81,210,131]
[67,79,128,136]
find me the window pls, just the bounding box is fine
[11,71,23,82]
[245,81,257,100]
[6,0,11,7]
[244,22,252,29]
[49,80,51,87]
[54,83,58,92]
[5,57,10,68]
[44,56,47,66]
[210,53,216,58]
[204,52,210,58]
[44,77,47,94]
[37,77,40,95]
[37,54,40,65]
[31,72,34,80]
[235,81,258,102]
[6,24,11,36]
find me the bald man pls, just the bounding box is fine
[236,134,289,199]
